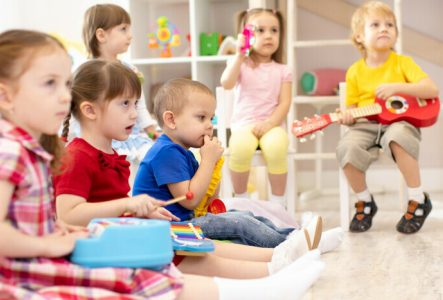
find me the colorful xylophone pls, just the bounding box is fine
[170,222,214,255]
[171,222,204,239]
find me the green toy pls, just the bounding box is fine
[199,32,222,56]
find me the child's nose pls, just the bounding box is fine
[61,87,72,103]
[130,107,137,119]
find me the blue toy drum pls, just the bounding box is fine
[71,218,173,269]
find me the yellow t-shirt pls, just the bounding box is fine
[346,51,428,107]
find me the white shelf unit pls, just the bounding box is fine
[128,0,249,101]
[286,0,354,201]
[286,0,404,202]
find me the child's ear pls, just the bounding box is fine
[163,110,176,129]
[0,83,14,112]
[96,28,107,43]
[79,101,98,120]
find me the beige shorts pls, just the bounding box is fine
[336,119,421,172]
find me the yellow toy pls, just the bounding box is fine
[194,157,224,217]
[148,16,181,58]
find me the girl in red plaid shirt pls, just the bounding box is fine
[0,29,185,300]
[0,30,323,300]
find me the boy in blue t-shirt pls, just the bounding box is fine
[133,78,296,247]
[133,78,344,260]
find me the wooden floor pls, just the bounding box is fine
[297,191,443,300]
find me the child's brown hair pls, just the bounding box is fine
[351,1,398,57]
[0,29,67,172]
[237,8,285,63]
[83,4,131,58]
[62,59,141,140]
[153,78,213,128]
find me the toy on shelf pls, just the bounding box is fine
[148,16,181,58]
[218,36,236,55]
[240,24,256,56]
[300,68,346,96]
[200,32,222,56]
[186,33,191,56]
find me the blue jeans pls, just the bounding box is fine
[190,210,295,248]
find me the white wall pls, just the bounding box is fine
[0,0,128,41]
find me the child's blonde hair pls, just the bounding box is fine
[62,60,141,140]
[83,4,131,58]
[351,1,398,57]
[237,8,285,63]
[153,78,213,128]
[0,29,67,172]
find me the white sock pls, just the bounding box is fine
[355,189,372,203]
[318,227,344,254]
[216,250,324,300]
[408,186,424,203]
[235,192,249,198]
[270,229,310,273]
[269,194,285,206]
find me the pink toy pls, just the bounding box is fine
[300,68,346,96]
[240,24,255,56]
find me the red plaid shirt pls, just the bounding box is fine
[0,119,55,236]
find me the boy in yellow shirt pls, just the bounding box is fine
[336,1,439,233]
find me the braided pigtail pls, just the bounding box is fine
[61,101,76,142]
[39,134,64,174]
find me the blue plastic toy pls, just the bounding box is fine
[71,218,173,269]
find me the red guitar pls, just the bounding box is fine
[292,94,440,139]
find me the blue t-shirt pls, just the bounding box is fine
[132,134,199,220]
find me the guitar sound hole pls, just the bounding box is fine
[391,100,404,109]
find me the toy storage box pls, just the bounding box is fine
[71,218,173,269]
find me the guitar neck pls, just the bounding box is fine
[330,103,382,122]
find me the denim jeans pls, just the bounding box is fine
[190,210,295,248]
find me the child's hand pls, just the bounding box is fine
[200,135,224,165]
[236,33,247,58]
[41,230,88,257]
[376,83,401,100]
[336,108,355,125]
[54,219,87,235]
[125,194,160,217]
[147,207,180,222]
[252,120,273,138]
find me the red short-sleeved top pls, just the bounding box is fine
[53,138,130,203]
